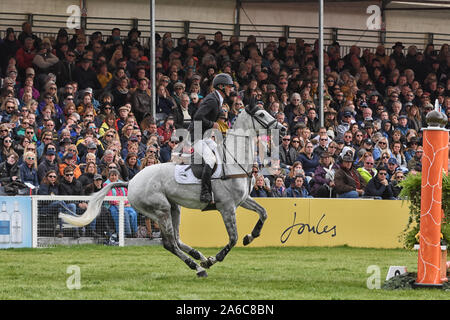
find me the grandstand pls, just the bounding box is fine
[0,0,448,246]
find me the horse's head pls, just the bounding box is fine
[245,102,287,137]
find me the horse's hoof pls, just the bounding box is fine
[197,270,208,278]
[243,234,253,246]
[200,257,214,269]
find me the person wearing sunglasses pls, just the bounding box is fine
[279,134,298,173]
[0,136,15,162]
[357,155,378,184]
[37,169,75,238]
[58,166,89,238]
[389,170,406,199]
[0,98,18,124]
[364,167,395,200]
[19,151,39,189]
[407,145,423,172]
[37,148,59,183]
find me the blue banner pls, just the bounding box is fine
[0,197,32,249]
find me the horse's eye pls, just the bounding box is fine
[258,112,265,118]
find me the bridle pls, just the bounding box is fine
[245,107,281,132]
[220,107,285,180]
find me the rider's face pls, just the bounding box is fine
[224,84,233,97]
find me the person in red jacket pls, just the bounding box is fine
[15,37,36,73]
[157,115,175,145]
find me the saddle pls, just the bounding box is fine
[174,152,222,185]
[185,162,218,180]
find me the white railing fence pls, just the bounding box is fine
[32,195,160,248]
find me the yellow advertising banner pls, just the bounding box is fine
[180,199,410,249]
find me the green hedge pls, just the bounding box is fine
[399,172,450,249]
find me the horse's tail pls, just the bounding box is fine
[59,181,129,227]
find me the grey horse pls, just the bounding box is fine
[60,105,285,277]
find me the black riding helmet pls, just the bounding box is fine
[212,73,234,91]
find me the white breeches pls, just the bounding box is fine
[193,138,217,168]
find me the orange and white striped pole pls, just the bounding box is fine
[415,102,449,287]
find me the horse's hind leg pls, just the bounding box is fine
[240,197,267,246]
[201,207,238,269]
[170,203,208,263]
[155,207,208,277]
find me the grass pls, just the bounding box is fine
[0,245,448,300]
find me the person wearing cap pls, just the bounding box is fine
[37,148,59,183]
[310,152,338,198]
[334,150,366,198]
[386,157,399,180]
[187,73,234,203]
[407,144,423,172]
[336,111,353,141]
[84,173,103,195]
[172,81,186,107]
[58,152,82,179]
[78,87,100,111]
[115,103,131,132]
[390,42,406,71]
[72,55,101,91]
[364,166,395,200]
[0,28,21,77]
[77,129,103,162]
[361,138,374,154]
[124,27,142,51]
[397,114,409,136]
[160,135,179,163]
[32,39,59,72]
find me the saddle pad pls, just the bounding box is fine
[174,163,223,184]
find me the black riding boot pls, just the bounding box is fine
[200,164,213,203]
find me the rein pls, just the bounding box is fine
[220,133,253,180]
[219,108,271,180]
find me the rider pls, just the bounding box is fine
[189,73,234,203]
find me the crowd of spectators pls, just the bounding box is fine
[0,21,449,235]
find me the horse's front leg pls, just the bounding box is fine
[170,203,208,264]
[239,196,267,246]
[200,207,238,269]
